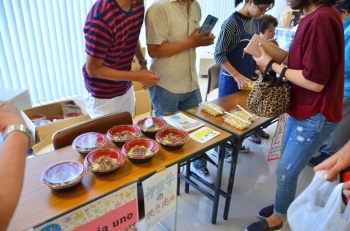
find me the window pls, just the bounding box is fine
[0,0,285,106]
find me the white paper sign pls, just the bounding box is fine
[189,127,220,143]
[142,164,178,231]
[268,113,287,161]
[162,112,204,132]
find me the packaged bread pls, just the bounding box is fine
[241,81,255,91]
[223,114,251,130]
[200,102,224,116]
[231,110,254,121]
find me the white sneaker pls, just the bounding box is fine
[190,163,214,184]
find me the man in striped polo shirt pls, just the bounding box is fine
[145,0,215,184]
[82,0,160,118]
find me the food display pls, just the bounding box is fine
[241,81,255,90]
[224,114,251,130]
[162,133,186,145]
[122,138,159,160]
[136,117,167,136]
[155,128,189,149]
[107,125,141,144]
[142,123,161,132]
[127,145,153,158]
[231,110,254,121]
[29,114,46,123]
[113,131,137,141]
[41,160,86,190]
[92,155,119,171]
[200,102,225,116]
[85,148,124,173]
[72,132,110,154]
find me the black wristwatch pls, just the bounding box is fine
[138,58,148,65]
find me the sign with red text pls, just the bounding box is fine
[268,113,287,161]
[34,183,138,231]
[142,164,178,230]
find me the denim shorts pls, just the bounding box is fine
[148,85,202,117]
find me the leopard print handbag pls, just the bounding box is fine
[246,62,291,118]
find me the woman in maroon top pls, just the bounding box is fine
[246,0,344,230]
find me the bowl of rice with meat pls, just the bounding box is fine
[107,125,141,145]
[155,128,189,150]
[122,138,159,162]
[84,148,124,174]
[136,117,167,137]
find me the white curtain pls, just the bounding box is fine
[0,0,95,106]
[0,0,288,106]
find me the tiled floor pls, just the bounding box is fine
[136,76,316,231]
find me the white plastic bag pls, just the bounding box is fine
[287,171,350,231]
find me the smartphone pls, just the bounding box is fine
[340,167,350,205]
[199,15,218,34]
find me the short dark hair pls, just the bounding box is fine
[293,0,342,12]
[235,0,275,7]
[257,14,278,34]
[335,0,350,11]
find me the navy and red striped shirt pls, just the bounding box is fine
[82,0,144,98]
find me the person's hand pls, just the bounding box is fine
[268,38,279,46]
[137,70,161,88]
[253,43,273,69]
[0,101,26,132]
[314,145,350,181]
[233,74,252,90]
[188,27,215,48]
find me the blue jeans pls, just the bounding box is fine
[148,85,206,169]
[274,112,338,217]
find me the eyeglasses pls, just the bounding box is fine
[256,4,272,13]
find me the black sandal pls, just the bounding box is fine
[257,130,270,139]
[248,134,261,144]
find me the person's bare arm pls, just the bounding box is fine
[220,61,252,89]
[85,54,160,86]
[134,40,148,71]
[314,140,350,181]
[147,28,214,58]
[0,101,30,231]
[270,63,324,92]
[254,45,324,92]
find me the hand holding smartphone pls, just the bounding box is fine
[199,15,218,34]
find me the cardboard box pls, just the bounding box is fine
[0,88,32,110]
[134,90,151,116]
[279,10,300,28]
[30,114,91,155]
[22,100,91,144]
